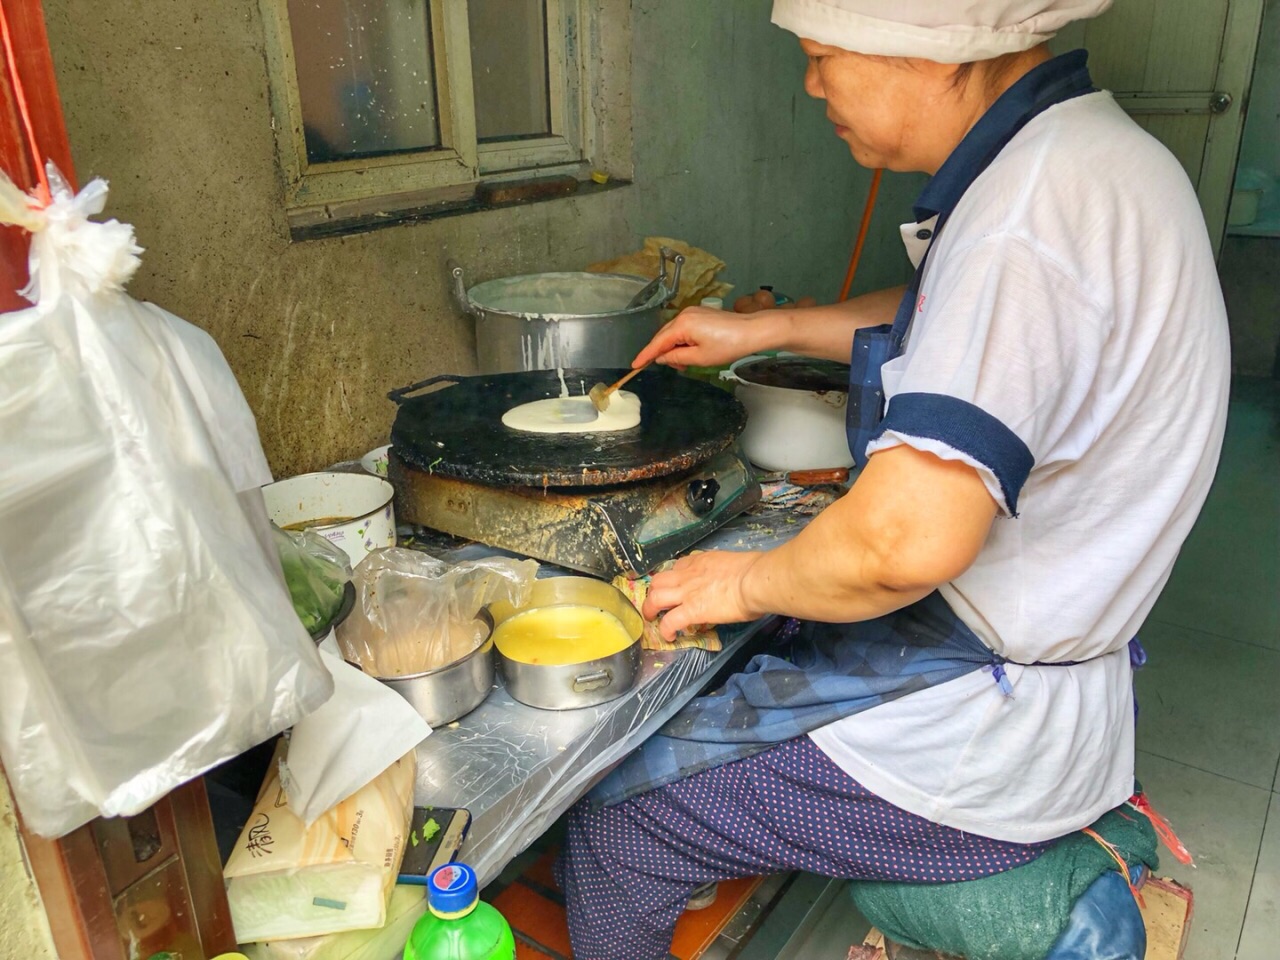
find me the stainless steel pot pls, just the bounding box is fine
[374,615,495,726]
[489,577,643,711]
[450,250,684,374]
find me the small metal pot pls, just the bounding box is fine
[374,615,495,726]
[489,578,643,711]
[450,250,684,374]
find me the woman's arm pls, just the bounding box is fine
[642,445,998,639]
[773,285,906,361]
[631,285,906,368]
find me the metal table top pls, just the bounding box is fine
[410,507,813,886]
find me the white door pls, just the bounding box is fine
[1054,0,1267,254]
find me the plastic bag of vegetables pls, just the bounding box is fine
[274,524,353,636]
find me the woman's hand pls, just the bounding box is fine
[642,550,766,642]
[632,286,907,368]
[631,307,782,370]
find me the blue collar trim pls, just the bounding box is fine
[913,50,1095,223]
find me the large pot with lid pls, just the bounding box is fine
[450,249,684,374]
[721,355,855,472]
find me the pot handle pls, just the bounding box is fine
[718,355,761,386]
[572,670,613,693]
[387,373,465,404]
[657,246,685,307]
[446,259,474,316]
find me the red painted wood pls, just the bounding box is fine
[0,0,74,311]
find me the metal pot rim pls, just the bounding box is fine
[723,355,851,395]
[265,471,397,523]
[465,271,668,320]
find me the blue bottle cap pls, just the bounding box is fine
[427,863,478,918]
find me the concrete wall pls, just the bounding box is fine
[42,0,918,477]
[0,773,58,960]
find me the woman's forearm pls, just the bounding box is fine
[739,445,999,623]
[753,285,906,362]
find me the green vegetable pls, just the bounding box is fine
[275,527,349,633]
[423,817,441,842]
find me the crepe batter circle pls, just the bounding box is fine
[501,390,642,434]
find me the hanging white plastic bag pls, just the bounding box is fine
[0,167,333,837]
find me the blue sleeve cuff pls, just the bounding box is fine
[869,392,1035,515]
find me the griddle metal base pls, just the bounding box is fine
[390,447,760,577]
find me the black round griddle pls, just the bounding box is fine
[389,368,747,487]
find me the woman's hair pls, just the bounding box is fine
[950,62,977,90]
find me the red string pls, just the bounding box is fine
[0,0,51,206]
[1082,827,1146,909]
[1128,792,1194,865]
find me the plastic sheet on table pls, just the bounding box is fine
[400,508,813,885]
[412,623,773,887]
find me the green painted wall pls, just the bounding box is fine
[43,0,920,475]
[627,1,921,302]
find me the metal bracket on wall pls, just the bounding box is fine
[1112,92,1236,116]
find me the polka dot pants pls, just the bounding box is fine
[555,736,1053,960]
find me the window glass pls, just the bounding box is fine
[287,0,441,164]
[468,0,552,142]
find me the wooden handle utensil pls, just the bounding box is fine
[589,365,649,412]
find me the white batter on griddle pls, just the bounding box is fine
[502,390,642,434]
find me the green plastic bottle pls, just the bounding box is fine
[404,863,516,960]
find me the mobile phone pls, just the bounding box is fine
[398,806,471,884]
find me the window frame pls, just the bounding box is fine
[260,0,595,216]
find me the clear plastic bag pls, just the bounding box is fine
[274,524,352,635]
[0,168,333,837]
[337,548,537,677]
[224,740,416,943]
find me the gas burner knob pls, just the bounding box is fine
[686,478,721,516]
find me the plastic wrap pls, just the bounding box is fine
[274,524,352,634]
[337,548,537,677]
[243,885,426,960]
[225,741,416,943]
[0,169,333,837]
[413,624,775,886]
[400,498,811,885]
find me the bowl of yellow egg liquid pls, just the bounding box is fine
[488,577,643,710]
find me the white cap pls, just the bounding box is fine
[771,0,1112,63]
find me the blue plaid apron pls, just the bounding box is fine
[591,53,1116,809]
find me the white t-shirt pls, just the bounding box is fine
[809,91,1230,843]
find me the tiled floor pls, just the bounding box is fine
[755,378,1280,959]
[1135,377,1280,960]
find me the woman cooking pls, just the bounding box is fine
[555,1,1230,958]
